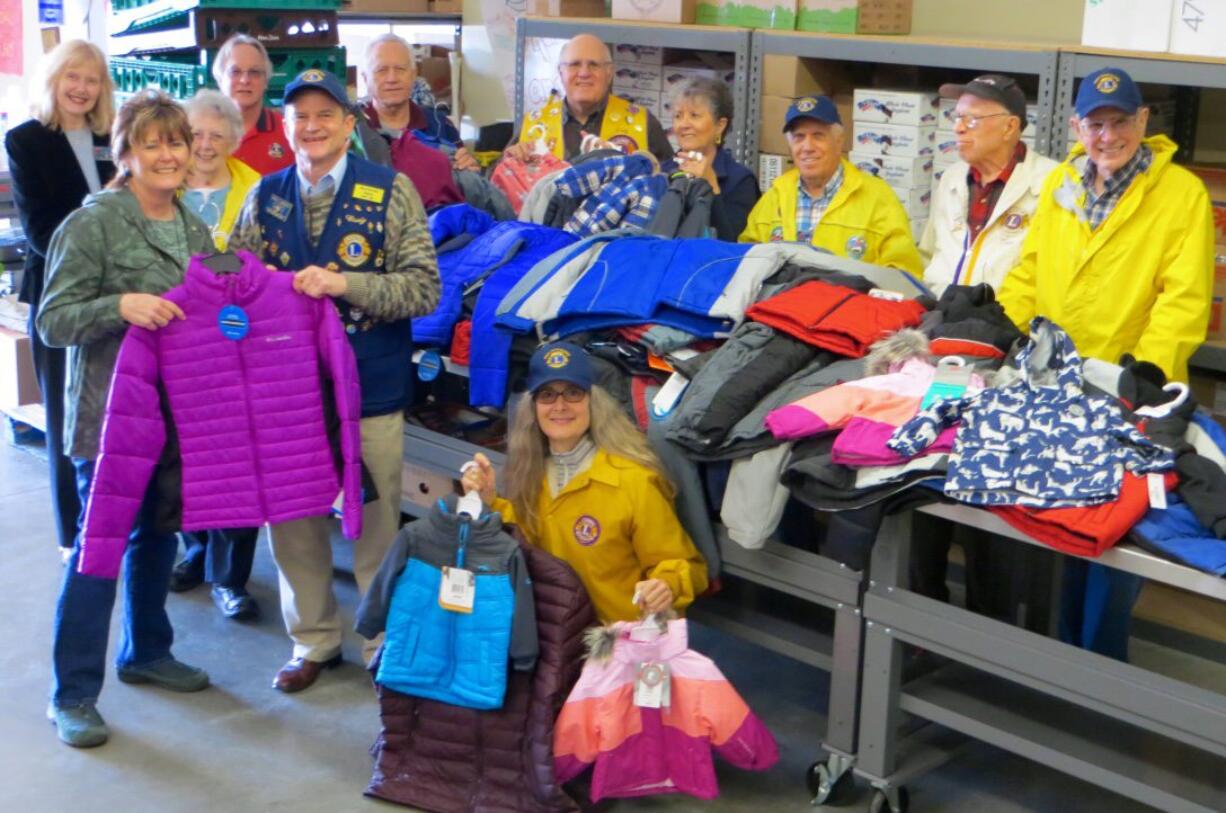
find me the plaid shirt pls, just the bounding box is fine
[796,163,845,242]
[967,142,1025,243]
[1082,145,1152,231]
[556,154,666,237]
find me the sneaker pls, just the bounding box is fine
[117,659,210,692]
[47,703,109,748]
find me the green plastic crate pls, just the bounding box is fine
[112,0,340,12]
[111,47,347,107]
[110,56,206,101]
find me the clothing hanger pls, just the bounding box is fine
[199,252,243,274]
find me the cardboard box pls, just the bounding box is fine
[849,153,932,188]
[696,0,797,28]
[613,0,697,24]
[523,0,609,16]
[0,327,41,409]
[852,121,935,158]
[797,0,911,34]
[613,44,665,65]
[853,88,938,127]
[612,64,663,92]
[1081,0,1173,52]
[342,0,429,12]
[761,55,849,98]
[1170,1,1226,57]
[662,64,735,103]
[934,134,960,161]
[759,153,794,193]
[1189,165,1226,243]
[937,98,1039,132]
[932,164,952,186]
[890,185,931,218]
[911,217,927,241]
[618,89,662,116]
[428,0,462,10]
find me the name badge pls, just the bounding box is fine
[264,194,292,222]
[92,146,111,162]
[439,566,475,613]
[353,184,385,204]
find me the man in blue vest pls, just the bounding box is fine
[229,69,440,692]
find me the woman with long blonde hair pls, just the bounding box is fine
[6,39,116,557]
[463,342,708,624]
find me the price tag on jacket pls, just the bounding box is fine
[921,362,973,410]
[439,566,476,613]
[1147,473,1167,510]
[634,661,671,709]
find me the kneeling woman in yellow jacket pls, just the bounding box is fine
[463,343,708,623]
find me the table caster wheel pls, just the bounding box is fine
[868,786,909,813]
[808,761,854,805]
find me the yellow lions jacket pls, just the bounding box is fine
[493,450,708,624]
[739,159,923,277]
[998,135,1214,382]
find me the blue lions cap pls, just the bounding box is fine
[283,68,349,108]
[1075,68,1142,118]
[784,95,841,132]
[526,342,594,394]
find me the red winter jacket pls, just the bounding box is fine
[746,280,927,358]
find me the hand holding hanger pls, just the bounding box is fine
[632,578,674,615]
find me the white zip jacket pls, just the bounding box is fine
[920,146,1057,296]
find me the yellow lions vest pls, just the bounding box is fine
[518,92,648,159]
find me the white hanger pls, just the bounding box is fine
[456,461,484,519]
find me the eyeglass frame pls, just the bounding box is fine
[951,112,1015,130]
[226,67,267,81]
[533,384,589,404]
[1075,113,1140,138]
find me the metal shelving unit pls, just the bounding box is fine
[855,503,1226,813]
[514,16,753,162]
[750,31,1063,159]
[1191,341,1226,376]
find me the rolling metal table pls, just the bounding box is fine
[855,502,1226,813]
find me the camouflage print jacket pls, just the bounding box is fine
[37,187,213,460]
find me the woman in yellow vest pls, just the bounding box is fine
[462,343,707,624]
[182,89,261,251]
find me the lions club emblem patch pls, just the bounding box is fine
[300,69,327,83]
[544,347,571,369]
[1094,73,1120,94]
[338,233,372,268]
[573,515,601,546]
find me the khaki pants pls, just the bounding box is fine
[268,411,403,664]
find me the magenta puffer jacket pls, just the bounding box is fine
[79,251,363,578]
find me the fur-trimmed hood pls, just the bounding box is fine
[864,329,930,376]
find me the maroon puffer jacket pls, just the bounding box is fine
[367,542,596,812]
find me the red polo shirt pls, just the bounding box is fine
[232,107,294,176]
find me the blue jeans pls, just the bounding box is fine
[51,458,178,707]
[1058,559,1143,662]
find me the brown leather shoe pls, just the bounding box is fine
[272,654,342,693]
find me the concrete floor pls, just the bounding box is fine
[1,435,1222,813]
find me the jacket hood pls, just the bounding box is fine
[1017,317,1084,392]
[865,328,930,376]
[584,615,687,664]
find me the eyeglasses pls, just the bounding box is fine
[534,385,587,404]
[1078,115,1137,137]
[226,67,267,81]
[952,112,1012,129]
[559,60,611,74]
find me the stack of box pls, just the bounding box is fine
[848,88,936,231]
[796,0,912,33]
[612,44,666,125]
[757,56,851,193]
[107,0,347,107]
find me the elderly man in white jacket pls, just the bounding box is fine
[920,75,1057,295]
